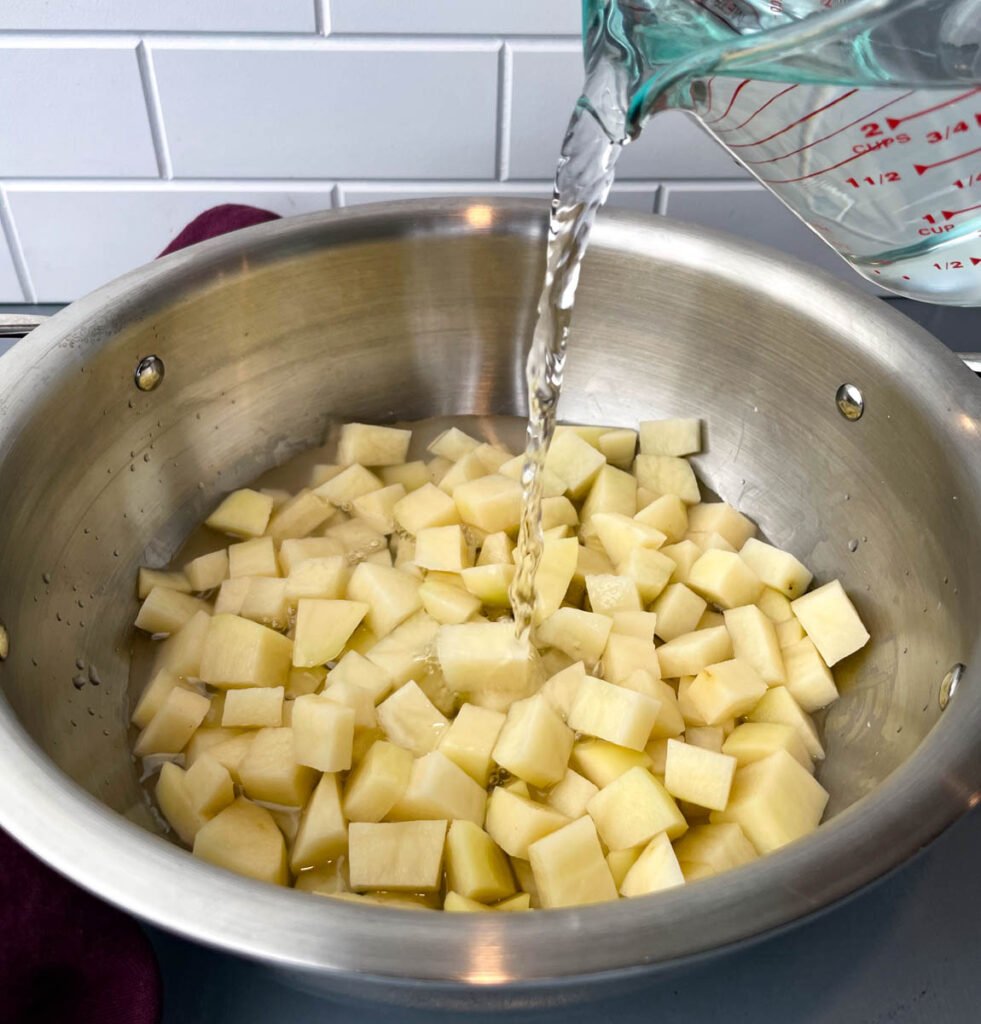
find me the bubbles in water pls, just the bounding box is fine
[72,674,86,690]
[847,539,859,552]
[88,665,102,686]
[42,572,51,584]
[75,658,85,670]
[143,453,150,463]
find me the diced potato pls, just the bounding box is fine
[314,463,383,507]
[532,537,579,624]
[747,686,824,760]
[722,722,812,771]
[597,428,637,470]
[349,819,447,892]
[266,489,334,542]
[587,767,687,850]
[365,611,439,687]
[775,617,806,648]
[664,738,737,811]
[278,537,345,575]
[152,609,211,678]
[791,580,869,667]
[414,525,472,572]
[541,496,580,532]
[138,568,191,600]
[634,454,700,505]
[570,738,653,789]
[134,686,210,756]
[569,675,660,751]
[536,608,612,666]
[239,726,318,806]
[689,550,763,609]
[183,550,229,593]
[135,587,210,636]
[337,423,412,467]
[343,740,413,822]
[293,599,369,667]
[459,564,514,608]
[484,787,569,859]
[376,680,449,755]
[503,779,531,798]
[686,659,768,725]
[602,633,661,684]
[586,574,641,616]
[350,483,406,535]
[546,769,599,819]
[477,531,515,567]
[393,482,461,535]
[239,577,288,629]
[782,637,839,711]
[644,736,670,774]
[618,546,675,603]
[545,431,606,499]
[131,669,187,729]
[429,427,481,461]
[620,831,685,897]
[740,538,813,599]
[498,455,566,498]
[453,474,523,534]
[228,537,278,580]
[554,424,612,448]
[438,703,506,785]
[419,579,481,625]
[492,695,573,788]
[427,456,453,485]
[156,762,210,844]
[686,530,735,553]
[529,815,618,909]
[632,676,685,738]
[684,725,725,752]
[193,797,288,886]
[205,489,274,539]
[444,892,491,912]
[195,731,255,783]
[591,513,666,566]
[711,750,829,854]
[388,751,486,825]
[285,665,326,699]
[222,686,284,728]
[652,583,707,641]
[474,443,513,473]
[290,773,347,872]
[380,460,429,493]
[638,419,700,457]
[350,725,385,765]
[437,622,534,710]
[290,695,355,773]
[182,755,235,818]
[445,820,515,902]
[323,676,377,729]
[540,661,586,721]
[495,892,532,912]
[605,846,643,889]
[581,465,637,520]
[757,587,794,623]
[308,464,342,488]
[509,856,540,904]
[723,604,785,685]
[687,502,756,550]
[324,518,388,561]
[635,494,689,544]
[674,822,758,875]
[285,556,350,605]
[659,540,702,585]
[656,626,733,679]
[293,861,348,896]
[610,610,658,639]
[346,562,421,639]
[438,451,490,495]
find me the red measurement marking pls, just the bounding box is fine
[972,257,981,266]
[715,83,798,134]
[954,175,980,188]
[884,88,981,129]
[941,203,981,221]
[729,89,859,149]
[704,79,751,125]
[915,145,981,176]
[845,172,901,188]
[761,140,885,185]
[743,91,913,166]
[926,121,970,144]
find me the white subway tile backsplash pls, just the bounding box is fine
[330,1,581,36]
[0,2,316,33]
[6,187,335,301]
[151,45,499,180]
[661,184,886,295]
[0,233,24,303]
[0,46,158,178]
[506,46,746,181]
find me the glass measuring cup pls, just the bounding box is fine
[584,0,981,303]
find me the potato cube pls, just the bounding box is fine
[437,622,534,710]
[674,822,758,875]
[323,676,377,729]
[545,431,606,499]
[587,767,687,850]
[238,577,288,629]
[581,465,637,521]
[443,892,491,913]
[278,537,345,575]
[285,556,350,604]
[546,769,599,819]
[365,611,439,687]
[183,550,229,592]
[620,832,685,898]
[445,820,515,903]
[134,686,210,756]
[638,419,700,457]
[618,546,675,603]
[346,562,421,639]
[138,568,191,600]
[652,583,707,642]
[685,530,735,553]
[664,738,737,811]
[585,574,641,616]
[740,538,813,599]
[569,675,660,751]
[723,604,785,685]
[633,676,685,738]
[131,669,187,729]
[228,537,278,580]
[222,686,284,728]
[591,513,666,567]
[337,423,411,467]
[491,695,573,788]
[380,460,429,493]
[429,427,480,461]
[394,483,461,535]
[135,587,210,636]
[290,773,348,872]
[438,703,506,785]
[791,580,869,667]
[285,665,326,699]
[536,608,612,666]
[499,455,566,498]
[314,463,383,507]
[597,428,637,469]
[686,659,767,725]
[349,819,447,892]
[292,599,369,667]
[427,456,453,485]
[687,502,756,550]
[193,797,288,885]
[757,587,794,623]
[528,815,618,909]
[776,617,806,648]
[326,650,393,705]
[205,489,274,539]
[602,633,661,684]
[388,751,486,825]
[509,857,540,903]
[438,451,490,495]
[606,846,643,889]
[343,740,413,822]
[460,564,515,607]
[419,579,481,625]
[414,525,472,572]
[376,680,449,755]
[153,609,211,678]
[266,489,334,542]
[722,722,812,771]
[689,550,763,609]
[634,454,700,504]
[782,637,839,711]
[697,610,726,630]
[660,540,702,585]
[658,626,734,679]
[532,537,579,624]
[610,610,658,639]
[239,726,318,806]
[541,496,580,533]
[291,696,355,772]
[540,661,586,721]
[156,762,209,845]
[473,443,513,473]
[195,731,255,783]
[477,531,515,567]
[644,736,670,774]
[711,750,829,853]
[453,474,523,534]
[184,755,235,817]
[571,739,653,789]
[635,494,688,544]
[484,787,569,859]
[324,518,388,561]
[747,686,824,760]
[684,725,725,752]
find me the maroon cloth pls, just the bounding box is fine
[2,204,280,1024]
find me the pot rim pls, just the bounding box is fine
[0,198,978,986]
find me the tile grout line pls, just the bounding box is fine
[495,44,513,182]
[0,187,37,302]
[135,40,174,180]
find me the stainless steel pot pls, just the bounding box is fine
[0,199,978,1004]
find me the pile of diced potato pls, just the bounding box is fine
[131,417,869,910]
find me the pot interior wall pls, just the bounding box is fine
[0,207,976,835]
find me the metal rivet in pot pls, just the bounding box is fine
[836,383,864,421]
[938,663,964,710]
[0,623,8,661]
[134,355,165,392]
